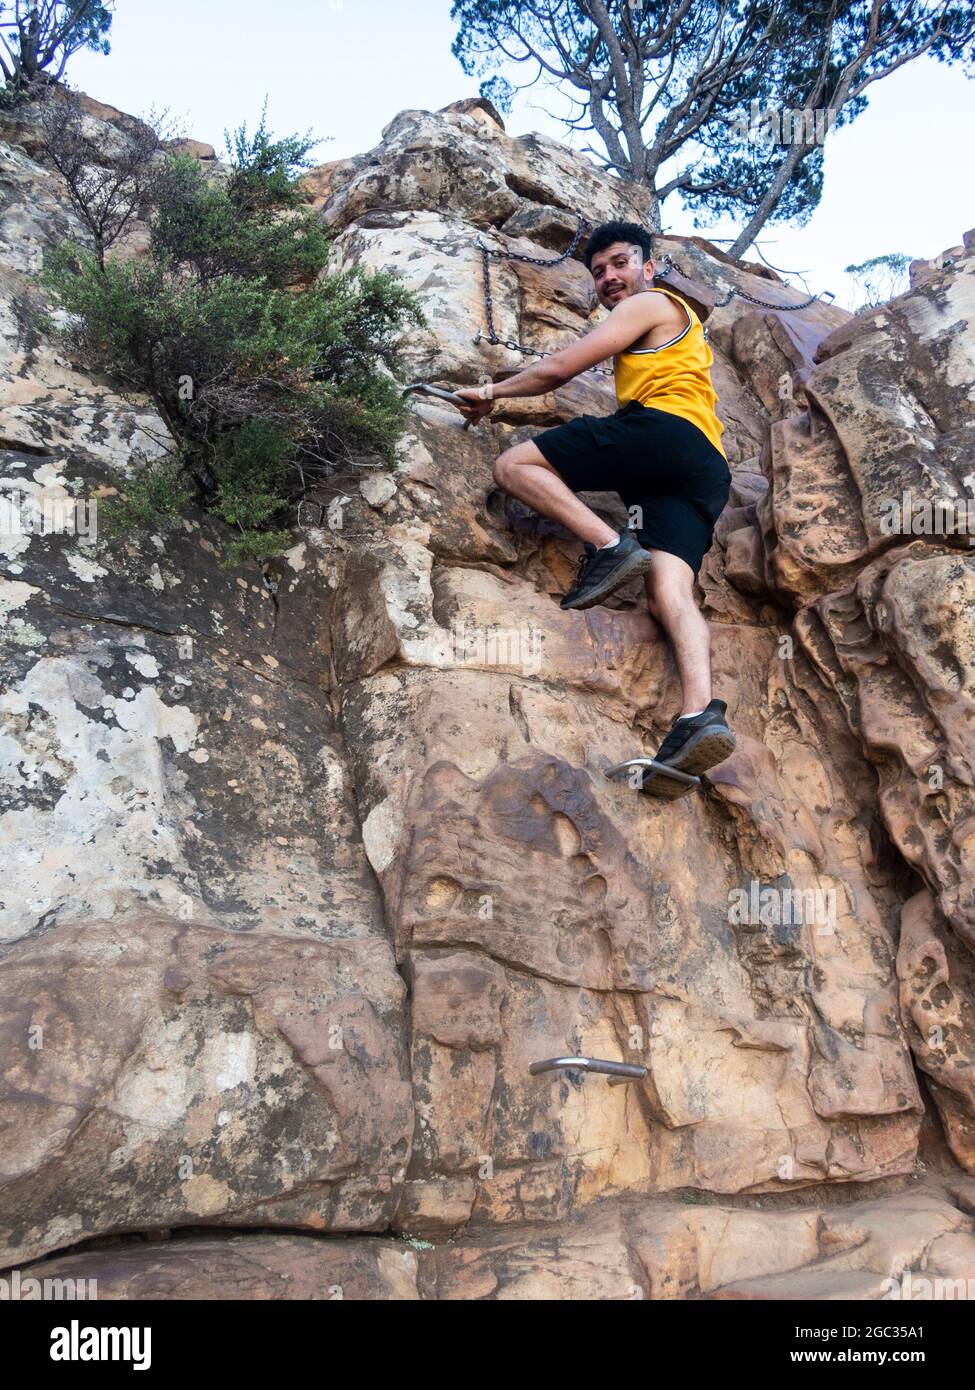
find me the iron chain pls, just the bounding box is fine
[474,214,614,376]
[661,252,819,312]
[473,215,821,368]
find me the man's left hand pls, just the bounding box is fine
[454,385,495,427]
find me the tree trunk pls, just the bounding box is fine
[728,137,809,259]
[644,185,661,235]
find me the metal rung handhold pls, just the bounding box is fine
[529,1056,647,1085]
[401,381,476,430]
[604,758,701,787]
[401,382,466,406]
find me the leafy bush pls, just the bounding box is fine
[41,105,426,563]
[97,455,193,537]
[32,86,165,267]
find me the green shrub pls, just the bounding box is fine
[97,455,194,538]
[41,107,426,563]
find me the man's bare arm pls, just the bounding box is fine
[465,292,673,407]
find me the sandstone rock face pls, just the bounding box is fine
[10,1185,975,1301]
[798,544,975,957]
[898,892,975,1170]
[0,917,411,1266]
[1,94,974,1297]
[755,236,975,604]
[17,1233,421,1300]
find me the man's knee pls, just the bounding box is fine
[647,560,695,612]
[493,443,539,491]
[493,449,517,490]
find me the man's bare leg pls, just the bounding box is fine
[642,574,664,643]
[493,440,618,547]
[644,551,711,715]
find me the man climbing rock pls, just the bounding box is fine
[455,219,736,784]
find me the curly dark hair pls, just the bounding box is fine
[582,220,654,272]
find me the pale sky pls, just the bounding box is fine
[67,0,975,311]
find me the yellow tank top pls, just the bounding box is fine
[613,286,727,460]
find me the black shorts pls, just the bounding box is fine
[532,400,732,575]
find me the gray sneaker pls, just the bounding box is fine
[633,700,736,798]
[653,699,736,776]
[559,529,653,611]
